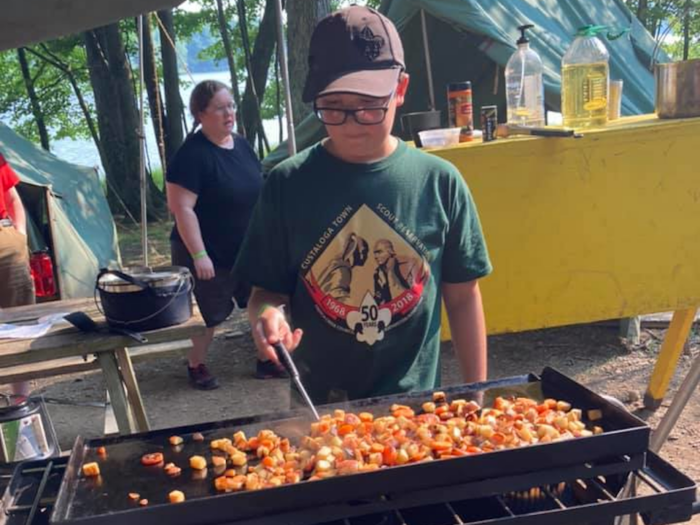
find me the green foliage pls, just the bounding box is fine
[0,37,95,145]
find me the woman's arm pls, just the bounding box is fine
[5,187,27,235]
[166,182,215,280]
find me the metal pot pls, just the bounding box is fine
[655,58,700,118]
[97,266,186,293]
[95,266,193,331]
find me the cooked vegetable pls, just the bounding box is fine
[192,432,205,442]
[189,455,207,470]
[82,462,100,477]
[169,436,184,446]
[169,490,185,503]
[139,499,149,506]
[128,493,140,501]
[211,456,227,468]
[141,452,164,466]
[96,446,107,457]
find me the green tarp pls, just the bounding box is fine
[0,122,120,299]
[264,0,667,170]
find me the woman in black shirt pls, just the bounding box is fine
[166,80,262,390]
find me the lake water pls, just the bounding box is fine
[42,71,285,173]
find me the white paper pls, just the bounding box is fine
[0,313,70,339]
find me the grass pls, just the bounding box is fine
[117,218,173,267]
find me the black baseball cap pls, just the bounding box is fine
[302,5,405,103]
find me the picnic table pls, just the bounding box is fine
[0,297,205,435]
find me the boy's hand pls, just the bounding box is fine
[254,306,303,364]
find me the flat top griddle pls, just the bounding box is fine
[51,368,651,525]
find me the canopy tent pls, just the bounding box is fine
[0,0,184,52]
[0,122,119,298]
[263,0,668,170]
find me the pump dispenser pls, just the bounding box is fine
[505,24,545,127]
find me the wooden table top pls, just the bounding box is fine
[0,297,205,367]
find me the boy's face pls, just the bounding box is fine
[315,74,409,158]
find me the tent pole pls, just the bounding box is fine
[138,14,149,267]
[420,9,436,111]
[274,0,296,156]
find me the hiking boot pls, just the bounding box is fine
[187,364,219,390]
[255,359,288,380]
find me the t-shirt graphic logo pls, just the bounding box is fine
[301,204,429,345]
[346,292,392,345]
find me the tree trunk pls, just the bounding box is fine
[157,9,185,164]
[215,0,245,135]
[141,15,167,169]
[84,25,163,220]
[316,0,331,19]
[682,0,691,60]
[239,0,275,152]
[287,0,316,126]
[17,48,50,151]
[637,0,649,29]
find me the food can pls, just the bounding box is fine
[480,105,498,142]
[447,81,473,142]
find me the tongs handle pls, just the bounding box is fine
[272,342,300,379]
[272,342,320,421]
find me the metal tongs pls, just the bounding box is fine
[272,342,320,421]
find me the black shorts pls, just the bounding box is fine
[171,240,248,328]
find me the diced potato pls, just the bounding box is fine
[192,432,205,442]
[169,435,183,446]
[593,425,604,435]
[189,455,207,470]
[168,490,185,503]
[139,499,149,506]
[211,456,227,468]
[315,459,332,472]
[128,492,140,501]
[82,462,100,477]
[588,409,603,421]
[231,452,248,467]
[556,400,572,412]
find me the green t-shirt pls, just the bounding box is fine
[234,139,492,403]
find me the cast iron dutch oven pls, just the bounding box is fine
[95,266,193,332]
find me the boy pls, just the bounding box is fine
[234,5,491,404]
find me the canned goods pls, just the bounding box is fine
[447,81,473,142]
[480,105,498,142]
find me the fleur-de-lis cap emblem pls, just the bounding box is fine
[354,26,385,61]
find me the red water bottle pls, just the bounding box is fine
[30,251,56,297]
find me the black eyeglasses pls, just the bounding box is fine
[313,94,394,126]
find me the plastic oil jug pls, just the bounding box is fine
[505,24,545,127]
[561,25,610,129]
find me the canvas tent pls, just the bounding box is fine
[263,0,668,170]
[0,122,120,299]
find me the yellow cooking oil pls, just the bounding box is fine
[561,61,609,129]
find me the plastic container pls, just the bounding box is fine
[505,24,545,127]
[417,128,461,148]
[561,25,610,129]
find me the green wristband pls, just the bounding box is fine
[257,303,275,317]
[257,303,285,318]
[191,250,208,260]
